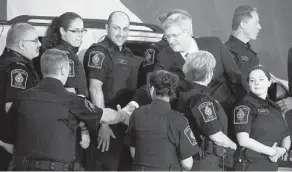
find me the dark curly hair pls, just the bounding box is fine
[43,12,82,49]
[148,70,179,97]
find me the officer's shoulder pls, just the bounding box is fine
[168,110,188,124]
[7,61,28,71]
[234,96,254,109]
[86,43,108,53]
[188,93,214,106]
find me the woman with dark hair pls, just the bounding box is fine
[233,65,291,171]
[43,12,88,96]
[127,70,200,171]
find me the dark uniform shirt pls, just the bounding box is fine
[131,85,152,106]
[128,99,200,170]
[83,36,139,107]
[178,83,229,170]
[233,93,289,170]
[0,48,39,137]
[225,35,259,79]
[154,37,246,110]
[6,77,103,164]
[137,38,169,88]
[55,40,88,96]
[180,83,228,137]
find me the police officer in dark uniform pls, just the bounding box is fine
[178,51,237,171]
[224,5,261,78]
[128,70,200,171]
[233,66,291,171]
[0,23,41,170]
[41,12,88,96]
[83,11,140,170]
[155,9,247,113]
[6,49,128,171]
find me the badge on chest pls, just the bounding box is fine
[258,108,269,115]
[240,56,249,61]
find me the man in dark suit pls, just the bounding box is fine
[154,9,247,115]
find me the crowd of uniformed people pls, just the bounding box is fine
[0,4,291,171]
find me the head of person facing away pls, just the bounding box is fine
[247,65,272,99]
[147,70,179,101]
[40,48,70,85]
[6,23,42,60]
[44,12,86,49]
[232,5,262,43]
[106,11,131,50]
[182,50,216,86]
[162,9,194,53]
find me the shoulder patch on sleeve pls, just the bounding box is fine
[143,48,155,67]
[198,101,217,122]
[184,126,197,146]
[68,59,75,77]
[84,99,97,112]
[88,51,105,69]
[10,69,28,89]
[233,105,250,124]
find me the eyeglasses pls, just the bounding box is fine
[22,38,40,44]
[164,30,186,40]
[67,28,87,34]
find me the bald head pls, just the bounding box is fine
[106,11,130,47]
[6,23,36,48]
[107,11,130,25]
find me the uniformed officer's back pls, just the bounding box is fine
[8,49,126,171]
[128,70,200,171]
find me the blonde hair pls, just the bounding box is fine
[183,50,216,82]
[41,48,69,76]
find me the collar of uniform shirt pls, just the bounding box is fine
[180,38,199,59]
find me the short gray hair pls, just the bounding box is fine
[162,11,193,36]
[232,5,258,31]
[6,23,36,48]
[41,48,69,76]
[183,50,216,82]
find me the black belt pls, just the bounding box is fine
[13,156,75,171]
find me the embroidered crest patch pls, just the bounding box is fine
[198,101,217,122]
[234,105,250,124]
[118,58,127,64]
[84,99,97,112]
[184,126,197,146]
[88,51,105,69]
[68,60,75,77]
[143,48,155,67]
[240,56,249,61]
[10,69,28,89]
